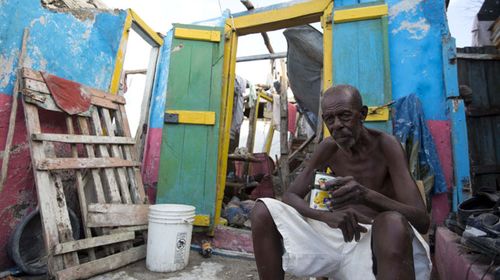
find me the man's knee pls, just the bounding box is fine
[251,201,274,230]
[372,211,412,256]
[373,211,410,233]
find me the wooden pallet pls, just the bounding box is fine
[20,68,149,279]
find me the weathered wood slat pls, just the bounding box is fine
[115,105,147,203]
[472,164,500,175]
[36,157,141,170]
[100,108,132,204]
[90,96,119,110]
[53,232,135,255]
[21,68,126,104]
[87,203,149,227]
[109,225,148,234]
[22,101,76,272]
[66,116,96,261]
[32,133,136,145]
[55,245,146,280]
[21,68,149,278]
[23,79,120,110]
[91,109,122,203]
[77,117,106,203]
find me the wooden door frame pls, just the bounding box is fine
[215,0,334,228]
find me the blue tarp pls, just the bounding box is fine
[392,94,447,195]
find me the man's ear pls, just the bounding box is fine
[360,105,368,120]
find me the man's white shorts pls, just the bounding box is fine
[258,198,432,280]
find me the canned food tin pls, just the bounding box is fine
[309,172,335,211]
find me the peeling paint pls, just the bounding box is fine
[389,0,422,20]
[172,44,183,53]
[0,51,15,89]
[29,15,46,27]
[82,28,91,40]
[391,18,430,40]
[24,46,48,71]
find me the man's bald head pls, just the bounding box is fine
[322,84,363,111]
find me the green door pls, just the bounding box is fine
[332,3,392,131]
[157,24,225,229]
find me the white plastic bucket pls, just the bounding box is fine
[146,204,196,272]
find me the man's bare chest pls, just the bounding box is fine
[327,150,389,190]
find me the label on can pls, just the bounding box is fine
[309,172,336,211]
[309,188,330,211]
[314,172,336,189]
[174,232,187,265]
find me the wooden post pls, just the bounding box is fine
[0,28,29,191]
[279,59,290,191]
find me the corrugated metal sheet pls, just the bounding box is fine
[457,46,500,192]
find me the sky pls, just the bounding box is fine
[100,0,485,145]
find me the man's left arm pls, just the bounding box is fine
[330,135,430,234]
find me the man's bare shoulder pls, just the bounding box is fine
[366,128,404,159]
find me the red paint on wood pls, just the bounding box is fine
[427,120,453,190]
[42,72,91,115]
[0,93,36,269]
[435,227,493,280]
[142,128,162,203]
[0,93,72,269]
[427,120,453,225]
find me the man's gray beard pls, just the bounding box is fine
[335,137,355,152]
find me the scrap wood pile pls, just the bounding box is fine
[19,68,149,279]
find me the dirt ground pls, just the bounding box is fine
[87,251,306,280]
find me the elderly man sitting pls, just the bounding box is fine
[251,85,431,280]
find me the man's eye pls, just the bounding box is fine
[340,113,352,121]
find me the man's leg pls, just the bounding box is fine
[372,211,415,280]
[251,201,284,280]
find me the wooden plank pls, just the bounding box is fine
[55,245,146,280]
[22,88,92,117]
[288,134,315,162]
[36,157,141,170]
[91,109,122,203]
[194,214,210,227]
[109,225,148,234]
[333,4,388,23]
[90,96,119,110]
[21,68,126,104]
[115,105,147,203]
[467,106,500,117]
[279,59,290,191]
[0,28,29,190]
[76,117,106,203]
[65,116,96,261]
[231,0,330,35]
[101,108,132,204]
[366,106,390,121]
[165,110,216,125]
[129,9,164,46]
[32,133,136,145]
[22,101,74,272]
[472,164,500,175]
[87,203,149,227]
[53,232,135,255]
[23,79,119,111]
[457,53,500,61]
[47,145,80,268]
[174,27,221,42]
[135,47,160,162]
